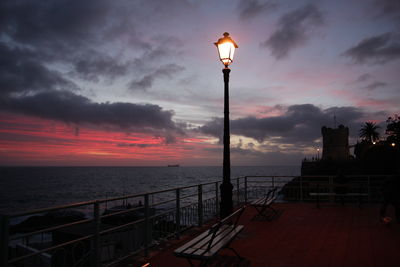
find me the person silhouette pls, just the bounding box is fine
[380,173,400,223]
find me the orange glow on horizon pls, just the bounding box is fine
[0,112,219,166]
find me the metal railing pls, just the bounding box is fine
[0,174,388,267]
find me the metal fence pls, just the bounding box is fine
[0,174,388,267]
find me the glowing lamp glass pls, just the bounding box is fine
[215,32,238,67]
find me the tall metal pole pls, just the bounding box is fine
[220,67,233,218]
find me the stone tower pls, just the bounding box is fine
[321,125,350,161]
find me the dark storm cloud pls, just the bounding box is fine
[0,0,184,83]
[202,143,308,165]
[343,32,400,64]
[261,4,324,59]
[375,0,400,20]
[198,104,365,145]
[0,90,181,134]
[72,51,134,82]
[0,1,186,141]
[0,0,112,52]
[237,0,277,20]
[364,81,387,91]
[0,44,78,96]
[128,64,185,90]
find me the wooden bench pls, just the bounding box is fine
[174,206,246,267]
[310,184,368,208]
[250,187,278,221]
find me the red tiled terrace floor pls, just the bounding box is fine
[123,203,400,267]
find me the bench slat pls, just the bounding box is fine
[174,229,216,254]
[187,225,231,252]
[192,225,244,258]
[176,224,233,256]
[252,197,275,207]
[176,225,244,259]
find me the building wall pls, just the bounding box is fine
[321,125,350,161]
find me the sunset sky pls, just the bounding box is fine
[1,0,399,166]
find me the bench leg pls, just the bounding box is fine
[267,205,278,215]
[358,195,364,209]
[252,206,265,220]
[186,259,195,267]
[227,246,244,260]
[252,205,278,221]
[199,259,211,267]
[253,209,268,220]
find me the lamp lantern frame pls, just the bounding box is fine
[214,32,238,67]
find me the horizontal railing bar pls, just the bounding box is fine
[8,201,96,218]
[10,218,92,241]
[100,207,181,236]
[8,233,93,264]
[145,180,221,195]
[180,193,198,199]
[203,189,216,194]
[100,218,146,235]
[14,175,374,218]
[104,248,143,267]
[95,180,222,203]
[8,174,387,218]
[7,181,226,218]
[100,200,208,236]
[100,205,145,219]
[150,198,176,207]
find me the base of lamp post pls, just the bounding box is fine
[220,181,233,218]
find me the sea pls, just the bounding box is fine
[0,166,300,215]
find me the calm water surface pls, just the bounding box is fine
[0,166,300,214]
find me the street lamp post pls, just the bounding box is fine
[214,32,238,218]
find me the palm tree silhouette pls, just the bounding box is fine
[359,122,380,143]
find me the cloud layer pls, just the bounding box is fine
[344,32,400,64]
[237,0,277,20]
[262,4,324,59]
[199,104,366,145]
[0,0,188,142]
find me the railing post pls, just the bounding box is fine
[215,182,219,216]
[198,184,203,226]
[244,177,248,204]
[328,175,334,202]
[93,201,100,267]
[0,215,9,267]
[236,178,240,206]
[144,194,150,257]
[300,175,303,202]
[367,176,371,203]
[175,188,180,239]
